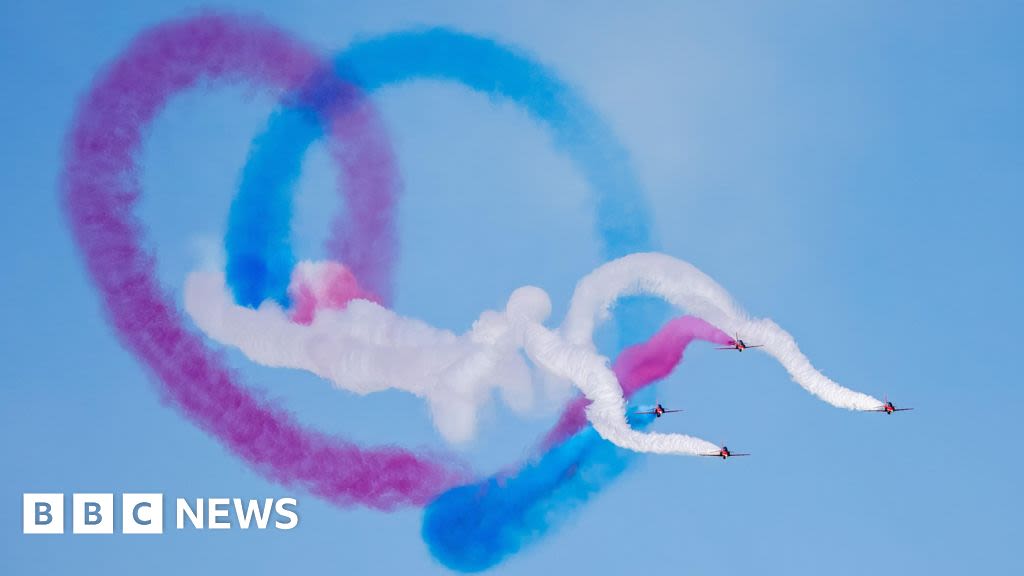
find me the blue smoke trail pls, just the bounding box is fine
[331,29,650,260]
[226,29,653,311]
[423,428,642,572]
[226,105,319,307]
[339,30,665,571]
[226,65,387,308]
[225,28,662,570]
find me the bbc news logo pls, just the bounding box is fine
[23,493,299,534]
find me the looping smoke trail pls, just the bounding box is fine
[223,25,666,569]
[423,314,730,572]
[226,27,657,341]
[562,253,881,412]
[62,13,467,510]
[227,63,400,307]
[540,315,733,450]
[421,250,882,569]
[69,15,826,573]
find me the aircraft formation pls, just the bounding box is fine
[631,335,913,459]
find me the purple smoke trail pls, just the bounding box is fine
[62,13,465,510]
[540,316,732,450]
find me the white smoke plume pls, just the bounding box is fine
[551,252,881,455]
[184,270,538,444]
[184,253,880,455]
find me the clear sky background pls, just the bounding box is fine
[1,1,1021,574]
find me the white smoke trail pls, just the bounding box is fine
[561,253,879,410]
[184,270,538,444]
[184,253,880,455]
[549,252,880,455]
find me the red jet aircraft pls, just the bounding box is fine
[633,403,683,418]
[866,396,913,415]
[701,446,750,459]
[717,334,763,352]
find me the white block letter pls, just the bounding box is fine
[23,493,63,534]
[122,493,163,534]
[274,498,299,530]
[208,498,230,529]
[176,498,203,529]
[73,493,113,534]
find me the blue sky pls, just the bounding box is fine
[1,1,1021,574]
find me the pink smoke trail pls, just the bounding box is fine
[62,13,464,510]
[540,316,733,450]
[287,262,381,325]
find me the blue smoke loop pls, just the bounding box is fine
[225,28,663,572]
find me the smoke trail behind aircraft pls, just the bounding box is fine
[187,253,879,454]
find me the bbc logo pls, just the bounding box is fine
[23,493,163,534]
